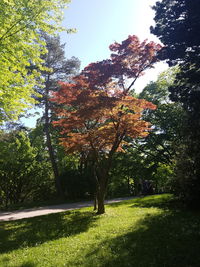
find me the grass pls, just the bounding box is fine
[0,194,200,267]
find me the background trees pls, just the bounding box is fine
[138,68,184,166]
[52,35,161,214]
[0,0,82,206]
[108,67,185,197]
[151,0,200,110]
[137,68,185,193]
[0,130,54,207]
[151,0,200,65]
[35,33,80,198]
[151,0,200,206]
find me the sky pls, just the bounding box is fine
[61,0,168,92]
[22,0,168,127]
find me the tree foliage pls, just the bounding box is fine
[0,0,71,122]
[115,68,185,195]
[0,130,54,208]
[35,33,80,198]
[138,67,184,165]
[151,0,200,65]
[52,35,161,213]
[151,0,200,207]
[151,0,200,111]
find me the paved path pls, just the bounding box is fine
[0,197,133,222]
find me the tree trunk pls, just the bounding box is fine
[127,176,131,194]
[93,155,112,214]
[93,192,97,211]
[44,81,64,199]
[96,187,105,214]
[96,171,109,214]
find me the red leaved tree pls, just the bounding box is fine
[51,35,161,214]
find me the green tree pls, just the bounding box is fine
[151,0,200,110]
[109,150,143,197]
[151,0,200,206]
[0,0,71,122]
[134,68,185,193]
[35,33,80,198]
[138,68,184,164]
[106,68,185,197]
[151,0,200,64]
[0,130,54,208]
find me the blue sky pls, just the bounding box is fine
[61,0,167,92]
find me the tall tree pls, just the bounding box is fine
[52,35,161,214]
[151,0,200,65]
[151,0,200,111]
[151,0,200,206]
[36,33,80,198]
[0,0,72,123]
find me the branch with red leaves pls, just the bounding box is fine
[51,35,160,156]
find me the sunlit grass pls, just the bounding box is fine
[0,194,200,267]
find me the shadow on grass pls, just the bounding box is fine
[1,195,200,267]
[81,195,200,267]
[0,210,98,254]
[0,257,37,267]
[20,262,37,267]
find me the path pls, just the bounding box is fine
[0,197,133,222]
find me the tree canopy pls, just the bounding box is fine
[151,0,200,112]
[0,0,71,122]
[151,0,200,65]
[151,0,200,207]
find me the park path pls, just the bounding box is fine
[0,197,133,222]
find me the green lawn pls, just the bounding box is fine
[0,194,200,267]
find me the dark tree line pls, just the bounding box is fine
[151,0,200,206]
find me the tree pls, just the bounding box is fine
[0,0,72,123]
[138,67,184,166]
[108,149,146,197]
[137,68,186,193]
[107,68,186,197]
[151,0,200,111]
[52,35,161,214]
[0,130,54,208]
[35,33,80,198]
[151,0,200,65]
[151,0,200,206]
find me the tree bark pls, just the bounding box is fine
[96,186,105,214]
[93,192,97,211]
[44,80,64,199]
[96,169,109,214]
[92,153,112,214]
[127,176,131,194]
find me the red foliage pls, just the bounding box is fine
[51,35,160,155]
